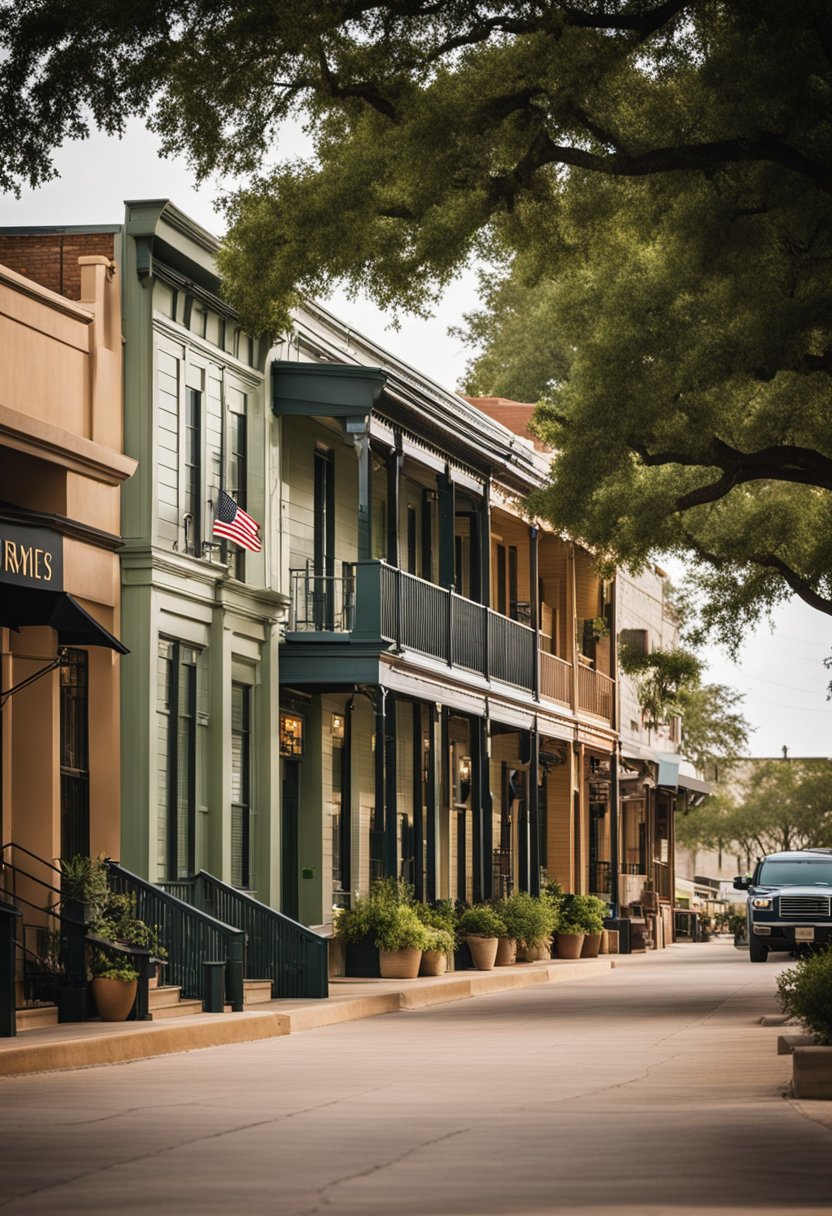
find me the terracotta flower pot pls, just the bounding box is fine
[495,938,517,966]
[379,948,422,979]
[555,932,585,960]
[91,976,138,1022]
[419,950,448,977]
[580,932,603,959]
[465,935,499,970]
[518,938,551,963]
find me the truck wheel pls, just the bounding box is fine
[749,935,768,962]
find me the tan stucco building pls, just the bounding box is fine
[0,252,135,884]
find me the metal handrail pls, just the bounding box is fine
[108,863,246,1011]
[163,872,329,1000]
[1,840,63,879]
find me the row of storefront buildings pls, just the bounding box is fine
[0,201,708,1019]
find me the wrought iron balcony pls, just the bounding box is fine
[287,560,536,691]
[283,560,616,722]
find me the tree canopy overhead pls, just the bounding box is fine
[1,0,830,645]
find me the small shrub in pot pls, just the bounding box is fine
[777,947,832,1044]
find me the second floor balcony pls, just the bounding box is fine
[286,560,614,724]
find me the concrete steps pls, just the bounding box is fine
[16,1004,59,1033]
[243,980,273,1007]
[148,986,203,1020]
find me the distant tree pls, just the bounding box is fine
[676,759,832,863]
[619,641,750,772]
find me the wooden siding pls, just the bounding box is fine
[156,343,181,547]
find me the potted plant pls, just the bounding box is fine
[575,894,608,958]
[88,890,166,1020]
[90,960,140,1022]
[776,948,832,1098]
[457,905,506,970]
[415,903,456,975]
[553,894,585,960]
[419,926,455,976]
[374,903,429,979]
[496,892,557,964]
[334,879,430,978]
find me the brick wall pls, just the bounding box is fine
[464,396,547,451]
[0,232,115,300]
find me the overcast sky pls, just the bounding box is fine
[1,120,829,760]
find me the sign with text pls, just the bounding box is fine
[0,521,63,590]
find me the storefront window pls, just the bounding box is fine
[60,649,88,860]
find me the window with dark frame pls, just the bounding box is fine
[60,649,89,860]
[184,388,202,554]
[231,683,252,889]
[229,409,248,581]
[406,504,417,574]
[157,639,198,880]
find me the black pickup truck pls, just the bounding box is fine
[734,849,832,962]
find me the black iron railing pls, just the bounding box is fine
[288,562,355,631]
[108,863,245,1010]
[161,872,328,999]
[0,845,70,1020]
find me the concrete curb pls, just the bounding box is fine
[0,957,613,1077]
[792,1046,832,1099]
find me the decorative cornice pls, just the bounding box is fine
[0,503,123,552]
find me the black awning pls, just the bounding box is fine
[0,586,129,654]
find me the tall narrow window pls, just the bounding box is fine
[496,544,507,616]
[229,409,248,581]
[183,388,202,554]
[314,447,335,628]
[157,639,198,880]
[406,505,417,574]
[231,683,252,889]
[508,546,518,616]
[60,650,89,860]
[421,491,433,581]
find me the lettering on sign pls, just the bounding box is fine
[3,540,54,582]
[0,522,64,590]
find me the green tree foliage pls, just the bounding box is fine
[2,1,830,640]
[675,682,750,777]
[676,759,832,859]
[619,641,749,770]
[777,949,832,1045]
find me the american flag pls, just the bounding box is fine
[211,489,262,552]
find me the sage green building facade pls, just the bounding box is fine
[117,201,284,905]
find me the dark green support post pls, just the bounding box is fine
[479,717,493,900]
[438,470,455,590]
[387,434,402,567]
[530,525,540,701]
[426,703,438,902]
[412,703,424,903]
[529,725,540,897]
[356,428,373,561]
[384,691,398,878]
[203,961,225,1013]
[226,941,245,1012]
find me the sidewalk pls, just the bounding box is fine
[0,954,615,1076]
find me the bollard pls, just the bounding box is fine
[202,961,225,1013]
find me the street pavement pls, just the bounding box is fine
[0,940,830,1215]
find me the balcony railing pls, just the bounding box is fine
[540,651,571,705]
[578,663,614,721]
[289,562,355,632]
[286,560,615,723]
